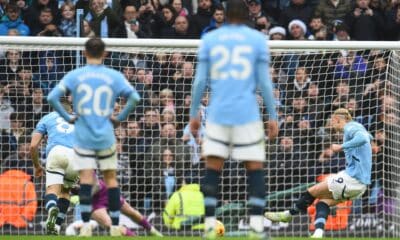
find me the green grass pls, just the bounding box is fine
[1,237,397,240]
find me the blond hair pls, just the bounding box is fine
[333,108,352,121]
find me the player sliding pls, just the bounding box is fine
[30,97,78,235]
[189,0,278,239]
[48,38,140,237]
[66,178,163,237]
[265,108,372,239]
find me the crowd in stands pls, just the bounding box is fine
[0,0,398,40]
[0,0,398,230]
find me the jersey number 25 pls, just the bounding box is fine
[210,45,253,81]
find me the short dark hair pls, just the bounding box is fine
[85,37,105,58]
[214,4,224,13]
[226,0,248,23]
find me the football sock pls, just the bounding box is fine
[201,168,221,231]
[290,190,315,215]
[247,170,266,233]
[315,201,330,230]
[55,197,70,225]
[79,184,93,223]
[44,193,58,211]
[108,187,121,226]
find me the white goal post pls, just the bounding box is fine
[0,37,398,238]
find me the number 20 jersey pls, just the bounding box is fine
[35,111,75,156]
[198,24,271,125]
[59,65,135,150]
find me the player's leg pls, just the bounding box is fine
[202,156,224,239]
[244,161,267,238]
[120,200,163,236]
[73,148,97,236]
[232,121,267,239]
[78,169,96,236]
[264,180,332,223]
[44,184,62,235]
[201,122,230,239]
[54,187,71,233]
[98,145,121,236]
[44,148,70,235]
[310,198,339,239]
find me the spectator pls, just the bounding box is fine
[136,1,157,36]
[268,26,287,40]
[151,4,176,38]
[141,107,161,145]
[1,135,33,177]
[161,108,176,125]
[306,82,325,128]
[159,88,175,113]
[171,0,189,16]
[24,0,60,33]
[0,112,26,161]
[58,2,77,37]
[120,60,136,84]
[0,87,14,130]
[112,5,150,38]
[25,87,50,130]
[254,15,271,35]
[84,0,120,37]
[288,19,307,39]
[312,26,329,40]
[134,68,158,117]
[14,0,29,18]
[247,0,263,24]
[33,8,62,36]
[36,51,63,95]
[81,19,95,37]
[269,136,305,193]
[345,0,385,40]
[166,15,196,38]
[201,4,224,35]
[144,123,191,208]
[384,1,400,40]
[309,15,326,37]
[126,119,147,207]
[333,22,351,40]
[279,0,313,30]
[0,49,23,85]
[190,0,213,37]
[314,0,352,30]
[0,3,30,36]
[284,66,311,101]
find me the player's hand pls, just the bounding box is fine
[330,144,343,152]
[34,165,45,178]
[110,115,121,127]
[190,117,201,138]
[267,120,279,141]
[68,115,77,124]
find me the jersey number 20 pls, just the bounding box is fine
[210,45,252,80]
[77,84,113,116]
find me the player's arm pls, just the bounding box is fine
[189,41,209,136]
[114,91,140,123]
[30,131,44,177]
[256,39,278,140]
[331,131,371,152]
[47,82,75,123]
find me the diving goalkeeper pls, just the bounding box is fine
[265,108,372,239]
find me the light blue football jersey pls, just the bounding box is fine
[35,111,74,156]
[191,24,277,125]
[342,121,373,185]
[59,65,136,150]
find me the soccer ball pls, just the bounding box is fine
[215,220,225,237]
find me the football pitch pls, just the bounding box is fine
[1,237,395,240]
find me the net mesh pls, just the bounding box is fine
[0,41,399,238]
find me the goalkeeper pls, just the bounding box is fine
[265,108,372,239]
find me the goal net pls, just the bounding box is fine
[0,37,399,238]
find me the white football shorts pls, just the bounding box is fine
[46,145,79,188]
[202,121,265,161]
[327,170,367,201]
[72,144,117,171]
